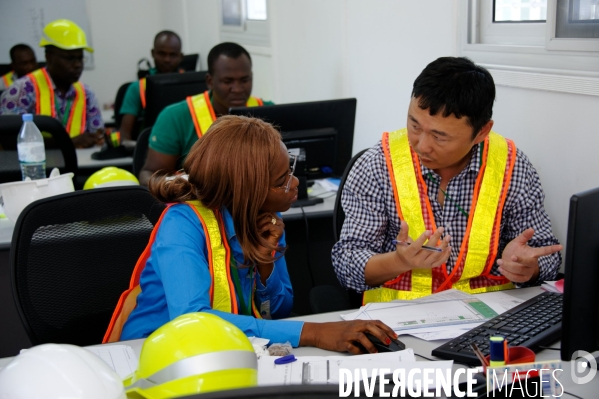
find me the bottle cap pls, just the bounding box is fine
[22,114,33,122]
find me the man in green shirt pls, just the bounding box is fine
[139,42,273,186]
[118,31,183,140]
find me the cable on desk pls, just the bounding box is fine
[299,206,316,288]
[414,353,435,362]
[538,346,561,351]
[563,391,584,399]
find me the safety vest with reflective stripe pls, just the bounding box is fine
[186,91,263,138]
[103,201,260,343]
[1,71,15,87]
[28,68,87,137]
[139,69,185,109]
[363,129,516,303]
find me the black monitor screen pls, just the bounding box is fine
[561,186,599,360]
[229,98,356,180]
[145,71,208,127]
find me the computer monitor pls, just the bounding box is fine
[229,98,357,206]
[179,53,199,71]
[144,71,208,127]
[561,186,599,361]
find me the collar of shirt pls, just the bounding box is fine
[419,142,482,181]
[148,68,158,76]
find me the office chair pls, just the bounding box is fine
[0,115,78,184]
[333,149,368,243]
[133,127,152,177]
[308,149,369,314]
[10,186,166,346]
[113,81,132,129]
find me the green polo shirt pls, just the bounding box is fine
[149,94,274,162]
[119,68,157,117]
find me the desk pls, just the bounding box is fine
[75,147,133,170]
[0,288,592,397]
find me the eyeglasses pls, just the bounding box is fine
[270,154,297,193]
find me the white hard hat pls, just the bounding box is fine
[0,344,125,399]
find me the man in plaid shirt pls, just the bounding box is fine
[332,57,562,297]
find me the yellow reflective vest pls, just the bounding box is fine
[1,71,15,87]
[186,91,263,138]
[28,68,87,137]
[363,129,516,303]
[103,201,260,343]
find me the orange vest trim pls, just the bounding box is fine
[365,130,516,302]
[2,71,14,87]
[139,78,147,109]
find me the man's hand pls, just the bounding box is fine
[72,130,105,148]
[300,320,398,354]
[498,228,563,283]
[393,220,452,271]
[364,220,451,287]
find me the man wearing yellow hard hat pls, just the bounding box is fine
[0,19,105,148]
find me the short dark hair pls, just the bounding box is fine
[153,30,181,46]
[207,42,251,75]
[411,57,495,138]
[10,44,34,61]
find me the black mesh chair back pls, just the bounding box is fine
[133,127,152,177]
[0,115,78,183]
[333,149,368,242]
[113,82,133,129]
[10,186,166,346]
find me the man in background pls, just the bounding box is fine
[118,31,184,141]
[0,19,104,148]
[139,42,272,186]
[0,44,38,90]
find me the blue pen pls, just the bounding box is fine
[274,354,297,365]
[392,239,443,252]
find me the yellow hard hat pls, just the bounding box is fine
[124,313,257,399]
[84,167,139,190]
[39,19,94,53]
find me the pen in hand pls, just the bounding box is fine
[391,239,443,252]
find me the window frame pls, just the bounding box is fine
[460,0,599,96]
[220,0,270,47]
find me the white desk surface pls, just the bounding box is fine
[76,147,133,169]
[0,287,593,397]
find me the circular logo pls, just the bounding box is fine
[570,350,597,385]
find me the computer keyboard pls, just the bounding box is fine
[431,291,562,366]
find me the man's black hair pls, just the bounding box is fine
[153,30,182,46]
[411,57,495,138]
[207,42,251,75]
[9,44,34,62]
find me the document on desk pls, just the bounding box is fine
[259,349,430,385]
[86,345,138,378]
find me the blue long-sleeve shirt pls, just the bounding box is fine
[121,204,304,345]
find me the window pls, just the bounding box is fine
[460,0,599,96]
[220,0,270,46]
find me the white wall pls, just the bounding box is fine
[492,87,599,250]
[83,0,162,107]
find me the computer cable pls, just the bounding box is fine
[563,391,584,399]
[538,345,561,351]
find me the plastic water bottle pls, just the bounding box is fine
[17,114,46,180]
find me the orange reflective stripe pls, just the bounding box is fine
[66,82,86,137]
[139,78,146,109]
[187,91,217,139]
[382,132,404,221]
[2,71,14,87]
[103,204,173,343]
[29,69,55,117]
[217,211,239,315]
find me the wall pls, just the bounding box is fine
[492,87,599,250]
[83,0,162,107]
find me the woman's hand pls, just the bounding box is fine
[257,213,285,255]
[299,320,398,354]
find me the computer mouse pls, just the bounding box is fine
[356,333,406,353]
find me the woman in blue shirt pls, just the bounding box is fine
[119,115,396,353]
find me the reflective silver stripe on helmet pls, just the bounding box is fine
[126,350,257,390]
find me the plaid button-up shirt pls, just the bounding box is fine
[332,139,561,293]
